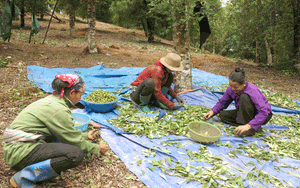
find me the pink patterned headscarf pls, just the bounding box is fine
[52,74,85,98]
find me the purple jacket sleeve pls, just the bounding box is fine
[212,87,234,115]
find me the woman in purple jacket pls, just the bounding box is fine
[203,68,272,136]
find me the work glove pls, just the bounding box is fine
[175,96,184,104]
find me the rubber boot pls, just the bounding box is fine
[139,94,151,112]
[10,159,59,188]
[155,86,168,109]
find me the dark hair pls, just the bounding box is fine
[229,68,245,84]
[51,75,84,97]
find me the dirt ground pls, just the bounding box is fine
[0,14,299,188]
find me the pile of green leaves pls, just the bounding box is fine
[108,103,212,139]
[269,114,300,128]
[84,89,117,103]
[110,86,130,99]
[137,142,287,187]
[142,144,238,187]
[261,91,300,109]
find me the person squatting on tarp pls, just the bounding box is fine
[3,74,109,188]
[130,52,184,112]
[203,68,273,136]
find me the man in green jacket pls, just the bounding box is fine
[3,74,109,188]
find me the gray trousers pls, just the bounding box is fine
[12,143,84,173]
[130,74,173,105]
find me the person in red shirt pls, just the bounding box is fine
[130,52,184,112]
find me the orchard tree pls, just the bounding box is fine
[87,0,97,53]
[171,0,192,92]
[66,0,80,36]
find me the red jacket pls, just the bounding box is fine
[131,61,177,109]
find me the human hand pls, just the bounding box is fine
[234,124,252,136]
[89,121,100,129]
[175,95,184,104]
[88,129,100,140]
[100,142,109,155]
[203,110,214,120]
[172,103,182,110]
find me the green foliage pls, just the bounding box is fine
[217,0,297,71]
[75,1,88,20]
[0,57,11,68]
[56,0,81,16]
[108,102,212,138]
[95,0,113,23]
[109,0,144,29]
[84,89,118,103]
[14,0,49,16]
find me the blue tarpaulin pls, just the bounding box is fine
[27,65,300,187]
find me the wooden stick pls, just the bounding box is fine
[29,0,36,43]
[42,0,59,44]
[177,88,202,95]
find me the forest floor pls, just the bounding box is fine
[0,14,299,188]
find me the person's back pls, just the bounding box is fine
[9,95,69,131]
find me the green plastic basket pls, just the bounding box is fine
[188,121,222,144]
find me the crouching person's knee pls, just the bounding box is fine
[67,146,84,167]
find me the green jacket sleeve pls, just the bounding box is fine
[45,109,100,154]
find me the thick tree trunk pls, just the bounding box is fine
[69,9,75,36]
[171,0,192,93]
[87,0,97,53]
[264,35,273,65]
[20,0,25,28]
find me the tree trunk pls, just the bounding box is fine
[256,41,259,63]
[264,35,273,65]
[171,0,192,93]
[292,0,300,62]
[141,18,148,37]
[20,0,25,28]
[69,9,75,36]
[142,0,155,43]
[213,39,215,54]
[146,17,155,42]
[87,0,97,53]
